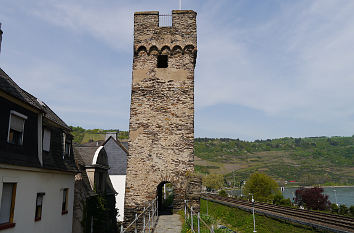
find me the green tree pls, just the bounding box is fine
[202,174,224,191]
[244,173,280,202]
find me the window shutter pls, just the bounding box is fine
[43,129,51,152]
[10,114,25,132]
[0,184,13,224]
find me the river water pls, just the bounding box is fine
[282,186,354,207]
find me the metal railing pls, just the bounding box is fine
[159,14,172,27]
[120,197,158,233]
[184,200,215,233]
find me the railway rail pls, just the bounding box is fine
[201,194,354,233]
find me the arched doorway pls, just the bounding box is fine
[156,182,174,215]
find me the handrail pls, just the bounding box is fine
[184,200,214,233]
[121,197,158,233]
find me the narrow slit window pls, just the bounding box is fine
[62,189,68,215]
[157,55,168,68]
[35,193,45,221]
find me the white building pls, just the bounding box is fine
[0,66,77,233]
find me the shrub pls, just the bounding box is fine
[338,204,348,215]
[280,198,292,207]
[295,187,331,210]
[349,206,354,217]
[218,189,228,197]
[273,194,284,205]
[330,203,339,213]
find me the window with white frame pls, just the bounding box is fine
[0,183,17,228]
[7,111,27,146]
[42,128,51,152]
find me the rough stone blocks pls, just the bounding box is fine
[124,10,199,227]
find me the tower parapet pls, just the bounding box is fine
[133,10,197,56]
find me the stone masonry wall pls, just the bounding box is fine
[124,10,198,228]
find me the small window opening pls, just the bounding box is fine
[157,55,168,68]
[7,111,27,146]
[62,188,68,215]
[35,193,45,221]
[0,183,17,228]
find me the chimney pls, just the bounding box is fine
[0,23,3,54]
[105,131,119,140]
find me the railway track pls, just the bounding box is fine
[201,194,354,233]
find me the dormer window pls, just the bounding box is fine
[157,55,168,68]
[7,110,27,146]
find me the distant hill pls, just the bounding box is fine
[70,126,128,144]
[70,126,354,186]
[194,137,354,186]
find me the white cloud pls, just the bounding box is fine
[196,0,354,124]
[29,1,133,51]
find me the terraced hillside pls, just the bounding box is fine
[194,137,354,186]
[70,126,129,144]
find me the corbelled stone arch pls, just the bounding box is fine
[135,45,147,56]
[183,44,195,54]
[171,45,183,55]
[148,45,159,56]
[160,45,171,55]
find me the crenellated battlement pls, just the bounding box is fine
[134,10,197,53]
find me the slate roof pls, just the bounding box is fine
[76,137,128,175]
[0,68,71,131]
[74,146,99,167]
[0,68,42,109]
[23,90,71,131]
[103,137,128,175]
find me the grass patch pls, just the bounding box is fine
[196,199,325,233]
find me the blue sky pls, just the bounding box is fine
[1,0,354,140]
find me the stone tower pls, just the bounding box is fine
[124,10,197,223]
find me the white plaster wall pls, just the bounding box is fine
[109,175,126,222]
[0,168,75,233]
